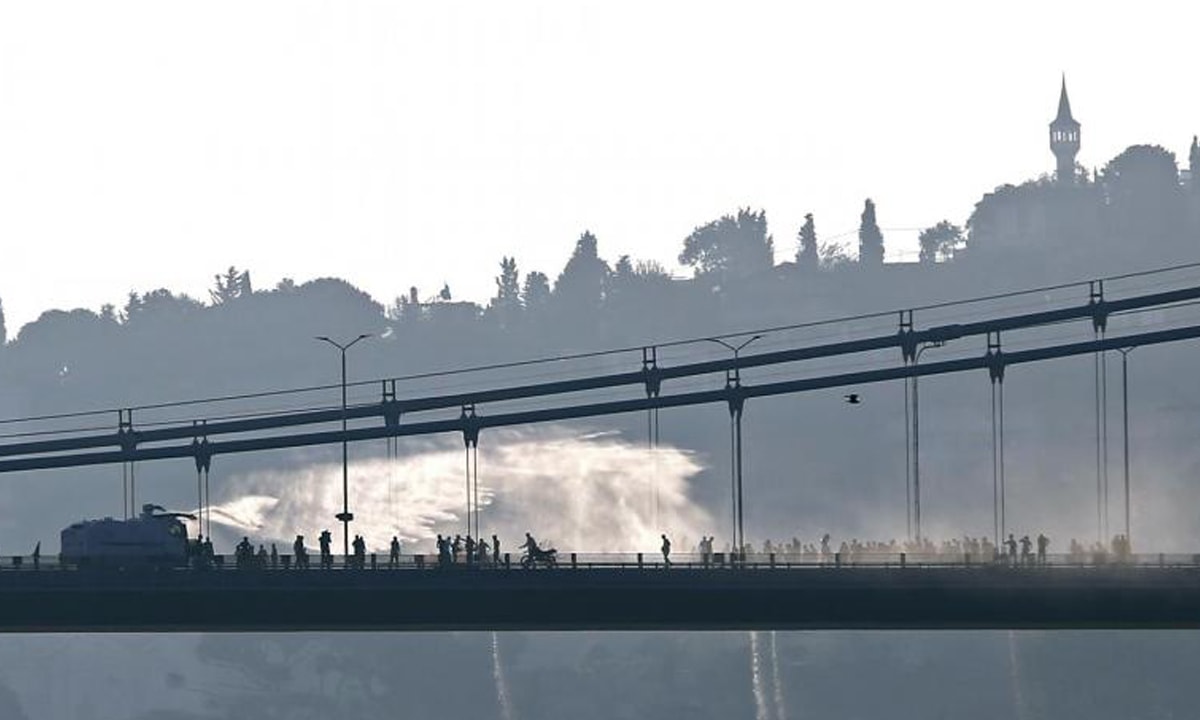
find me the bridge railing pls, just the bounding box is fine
[3,551,1200,572]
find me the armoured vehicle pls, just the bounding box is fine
[60,503,195,567]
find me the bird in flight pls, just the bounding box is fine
[844,393,861,405]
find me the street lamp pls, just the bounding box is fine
[911,340,945,542]
[704,335,763,556]
[315,333,372,558]
[1116,347,1135,546]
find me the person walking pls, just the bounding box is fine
[319,529,333,570]
[661,534,672,567]
[293,535,308,569]
[389,536,401,568]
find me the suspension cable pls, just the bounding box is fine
[991,380,999,548]
[998,376,1006,545]
[1101,342,1110,542]
[904,370,912,541]
[1093,340,1103,544]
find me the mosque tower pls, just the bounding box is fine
[1049,76,1081,184]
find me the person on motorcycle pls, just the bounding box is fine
[522,533,541,555]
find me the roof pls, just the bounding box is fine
[1052,76,1079,128]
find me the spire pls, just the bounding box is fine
[1053,75,1077,127]
[1049,75,1081,185]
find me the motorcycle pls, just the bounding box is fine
[520,546,558,569]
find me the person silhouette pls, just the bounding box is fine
[661,534,672,567]
[293,535,308,569]
[319,530,333,570]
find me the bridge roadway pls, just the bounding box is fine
[3,555,1200,632]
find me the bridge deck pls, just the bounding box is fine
[3,561,1200,632]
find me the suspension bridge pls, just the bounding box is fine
[2,268,1200,631]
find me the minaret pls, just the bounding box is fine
[1049,76,1081,184]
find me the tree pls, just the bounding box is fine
[120,291,143,323]
[796,213,819,268]
[554,231,610,312]
[679,208,774,278]
[120,289,204,325]
[918,221,965,263]
[609,256,672,306]
[489,256,522,327]
[858,199,884,265]
[1190,136,1199,193]
[0,297,6,347]
[523,270,551,313]
[439,283,452,302]
[1102,144,1185,246]
[210,266,252,305]
[635,259,670,280]
[492,257,521,309]
[613,254,635,283]
[819,241,852,269]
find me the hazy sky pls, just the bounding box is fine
[1,1,1196,331]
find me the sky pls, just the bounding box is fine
[0,1,1197,331]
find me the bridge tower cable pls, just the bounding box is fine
[642,347,662,528]
[1089,281,1110,543]
[118,409,136,519]
[191,424,212,538]
[1116,347,1135,548]
[382,381,401,536]
[461,405,481,540]
[900,311,915,541]
[987,333,1007,548]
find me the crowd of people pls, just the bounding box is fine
[188,528,1141,571]
[693,531,1137,567]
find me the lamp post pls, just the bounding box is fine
[1116,347,1135,546]
[911,340,945,542]
[705,335,763,555]
[315,333,372,558]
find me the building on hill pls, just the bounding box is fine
[1050,76,1081,185]
[968,78,1103,256]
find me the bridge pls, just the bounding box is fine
[4,553,1200,632]
[3,267,1200,631]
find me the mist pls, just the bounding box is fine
[207,428,712,554]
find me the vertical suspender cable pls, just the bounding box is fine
[203,468,211,538]
[122,462,128,520]
[472,442,479,540]
[1093,344,1103,544]
[1100,340,1109,542]
[999,376,1006,544]
[991,380,999,548]
[653,407,660,529]
[465,443,471,538]
[647,408,654,524]
[198,470,205,537]
[730,413,737,553]
[904,372,912,541]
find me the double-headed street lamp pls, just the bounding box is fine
[911,340,945,543]
[705,335,763,555]
[315,333,372,557]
